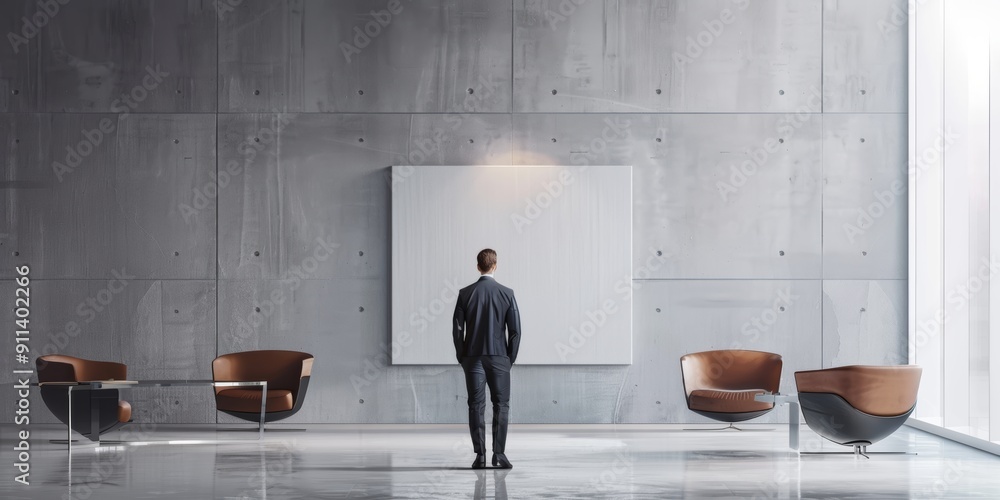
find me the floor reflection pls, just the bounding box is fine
[1,423,997,499]
[473,469,509,500]
[213,439,302,499]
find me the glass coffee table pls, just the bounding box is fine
[51,379,268,451]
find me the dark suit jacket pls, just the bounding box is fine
[453,276,521,364]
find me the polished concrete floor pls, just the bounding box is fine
[1,423,998,499]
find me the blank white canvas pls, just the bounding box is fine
[391,165,632,365]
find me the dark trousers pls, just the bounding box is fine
[461,355,511,454]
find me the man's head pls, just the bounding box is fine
[477,248,497,274]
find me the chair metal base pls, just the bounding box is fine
[683,423,744,431]
[682,423,776,432]
[215,427,308,432]
[800,445,917,459]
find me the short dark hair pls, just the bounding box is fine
[477,248,497,273]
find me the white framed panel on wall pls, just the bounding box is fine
[391,165,633,365]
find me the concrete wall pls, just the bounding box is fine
[0,0,907,424]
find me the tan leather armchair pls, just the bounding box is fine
[212,350,314,423]
[795,365,921,457]
[36,355,132,441]
[680,350,783,427]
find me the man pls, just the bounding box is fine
[453,248,521,469]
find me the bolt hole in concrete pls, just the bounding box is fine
[656,138,662,142]
[12,89,19,95]
[254,251,260,256]
[254,137,260,142]
[862,251,868,256]
[551,89,557,95]
[779,307,785,312]
[359,399,364,404]
[174,309,179,314]
[778,89,784,95]
[779,250,785,256]
[176,89,182,94]
[860,89,867,95]
[13,251,19,256]
[656,250,663,256]
[358,90,364,95]
[553,400,558,404]
[656,308,661,313]
[359,307,365,312]
[779,138,784,143]
[860,138,866,143]
[173,139,179,144]
[254,89,260,95]
[655,88,661,94]
[551,138,557,142]
[358,251,364,256]
[174,251,180,256]
[255,307,261,313]
[359,138,365,142]
[467,88,474,94]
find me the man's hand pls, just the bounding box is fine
[453,298,467,365]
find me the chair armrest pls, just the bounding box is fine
[300,357,314,378]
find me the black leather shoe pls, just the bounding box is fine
[472,453,487,469]
[492,453,513,469]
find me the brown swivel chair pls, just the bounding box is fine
[36,355,132,442]
[795,365,921,458]
[680,350,783,429]
[212,350,314,423]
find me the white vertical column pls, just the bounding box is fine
[941,0,983,432]
[911,0,946,424]
[990,4,1000,443]
[908,0,917,370]
[962,0,993,438]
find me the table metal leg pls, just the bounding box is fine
[67,444,72,499]
[789,401,800,451]
[259,382,266,438]
[91,391,100,444]
[67,386,73,452]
